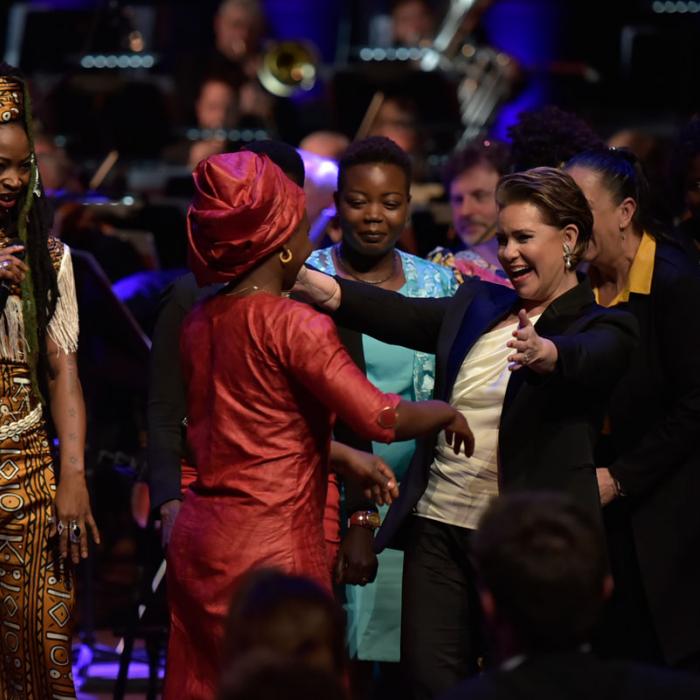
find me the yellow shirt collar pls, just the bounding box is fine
[593,232,656,307]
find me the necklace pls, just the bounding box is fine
[334,245,399,285]
[225,284,271,297]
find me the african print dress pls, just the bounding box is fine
[0,236,80,699]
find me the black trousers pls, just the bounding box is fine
[400,516,484,700]
[594,500,664,665]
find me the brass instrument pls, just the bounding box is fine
[257,41,318,98]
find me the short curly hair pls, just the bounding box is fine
[508,106,604,172]
[496,167,593,269]
[337,136,412,192]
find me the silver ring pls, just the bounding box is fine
[69,520,81,544]
[0,260,9,269]
[57,520,66,536]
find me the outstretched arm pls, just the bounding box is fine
[295,266,451,354]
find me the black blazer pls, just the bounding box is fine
[332,276,638,550]
[438,651,700,700]
[603,241,700,664]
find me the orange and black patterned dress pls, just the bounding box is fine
[0,236,80,699]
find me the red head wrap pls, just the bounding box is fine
[187,151,305,285]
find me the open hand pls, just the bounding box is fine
[291,265,340,309]
[444,409,475,457]
[506,309,558,374]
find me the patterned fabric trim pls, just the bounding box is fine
[428,246,513,288]
[0,403,42,441]
[47,244,79,354]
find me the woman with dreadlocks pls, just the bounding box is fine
[0,64,98,698]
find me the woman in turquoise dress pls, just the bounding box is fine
[307,137,457,696]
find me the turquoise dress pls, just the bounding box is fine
[306,247,457,661]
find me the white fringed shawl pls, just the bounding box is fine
[0,244,80,361]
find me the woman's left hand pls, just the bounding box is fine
[507,309,558,374]
[52,471,100,563]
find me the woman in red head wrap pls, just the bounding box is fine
[163,151,474,699]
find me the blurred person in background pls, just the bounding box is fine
[213,0,265,79]
[218,569,347,699]
[508,105,605,172]
[429,140,512,285]
[163,75,238,168]
[671,116,700,264]
[391,0,436,46]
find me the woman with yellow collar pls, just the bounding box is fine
[567,149,700,672]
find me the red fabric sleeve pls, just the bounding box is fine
[273,302,399,444]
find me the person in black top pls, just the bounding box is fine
[566,149,700,671]
[439,492,700,700]
[295,167,638,699]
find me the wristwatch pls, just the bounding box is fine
[347,510,381,530]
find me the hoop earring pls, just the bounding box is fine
[279,248,293,264]
[563,243,574,271]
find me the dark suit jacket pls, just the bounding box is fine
[438,651,700,700]
[332,276,638,551]
[603,242,700,664]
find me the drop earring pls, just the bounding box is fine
[563,243,573,271]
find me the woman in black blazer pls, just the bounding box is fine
[567,149,700,671]
[297,167,637,699]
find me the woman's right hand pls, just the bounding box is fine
[0,245,27,285]
[292,265,341,310]
[444,408,475,457]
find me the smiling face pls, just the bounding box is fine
[0,122,31,213]
[496,201,578,306]
[449,163,500,247]
[335,163,410,259]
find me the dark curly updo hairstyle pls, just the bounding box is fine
[337,136,412,193]
[496,167,593,269]
[508,105,605,172]
[0,62,59,401]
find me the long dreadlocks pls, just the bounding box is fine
[0,62,59,402]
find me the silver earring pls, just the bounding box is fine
[31,156,41,198]
[563,243,573,271]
